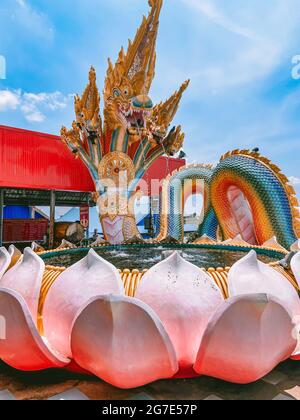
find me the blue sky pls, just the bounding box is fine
[0,0,300,200]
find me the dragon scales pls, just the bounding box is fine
[154,150,300,250]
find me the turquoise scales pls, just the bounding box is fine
[154,151,300,249]
[155,164,218,242]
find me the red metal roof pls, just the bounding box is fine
[140,156,185,195]
[0,125,185,194]
[0,125,94,192]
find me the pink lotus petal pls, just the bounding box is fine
[8,245,22,269]
[291,251,300,289]
[71,295,178,389]
[43,249,124,358]
[228,250,300,318]
[194,294,296,384]
[0,248,44,324]
[0,247,11,278]
[135,252,224,370]
[290,301,300,360]
[0,288,69,371]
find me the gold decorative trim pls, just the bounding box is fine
[270,263,300,292]
[36,261,298,336]
[98,151,136,186]
[38,266,65,335]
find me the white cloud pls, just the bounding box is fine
[183,0,257,40]
[13,0,54,41]
[177,0,300,92]
[289,177,300,186]
[0,90,20,111]
[0,89,72,123]
[25,111,45,123]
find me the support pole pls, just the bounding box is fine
[49,190,56,249]
[86,197,90,239]
[0,190,4,247]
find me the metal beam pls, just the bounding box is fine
[49,190,56,249]
[2,189,94,207]
[0,190,4,247]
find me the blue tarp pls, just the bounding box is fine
[4,206,45,220]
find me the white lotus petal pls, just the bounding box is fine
[55,240,77,250]
[193,235,216,245]
[194,294,296,384]
[290,240,300,252]
[0,247,11,279]
[8,245,22,269]
[71,295,178,389]
[31,242,45,253]
[0,248,44,324]
[262,237,287,252]
[222,235,250,246]
[0,288,69,370]
[43,249,124,358]
[135,251,224,369]
[291,251,300,288]
[228,251,300,318]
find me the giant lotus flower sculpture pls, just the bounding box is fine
[0,245,300,389]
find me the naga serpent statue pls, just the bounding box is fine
[61,0,300,250]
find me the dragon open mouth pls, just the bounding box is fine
[118,95,154,134]
[119,107,151,130]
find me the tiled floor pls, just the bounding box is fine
[0,360,299,400]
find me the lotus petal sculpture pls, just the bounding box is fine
[194,294,296,383]
[291,251,300,288]
[0,247,300,389]
[43,249,124,357]
[135,252,224,373]
[71,296,178,389]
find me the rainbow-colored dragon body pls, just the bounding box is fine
[155,164,218,242]
[156,150,300,250]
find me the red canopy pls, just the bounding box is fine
[0,125,94,192]
[0,125,185,194]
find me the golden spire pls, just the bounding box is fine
[104,0,163,100]
[75,66,101,129]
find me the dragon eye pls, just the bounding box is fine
[124,87,129,95]
[113,88,121,97]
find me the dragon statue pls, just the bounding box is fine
[61,0,300,250]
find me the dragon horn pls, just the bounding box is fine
[154,79,190,127]
[75,66,101,123]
